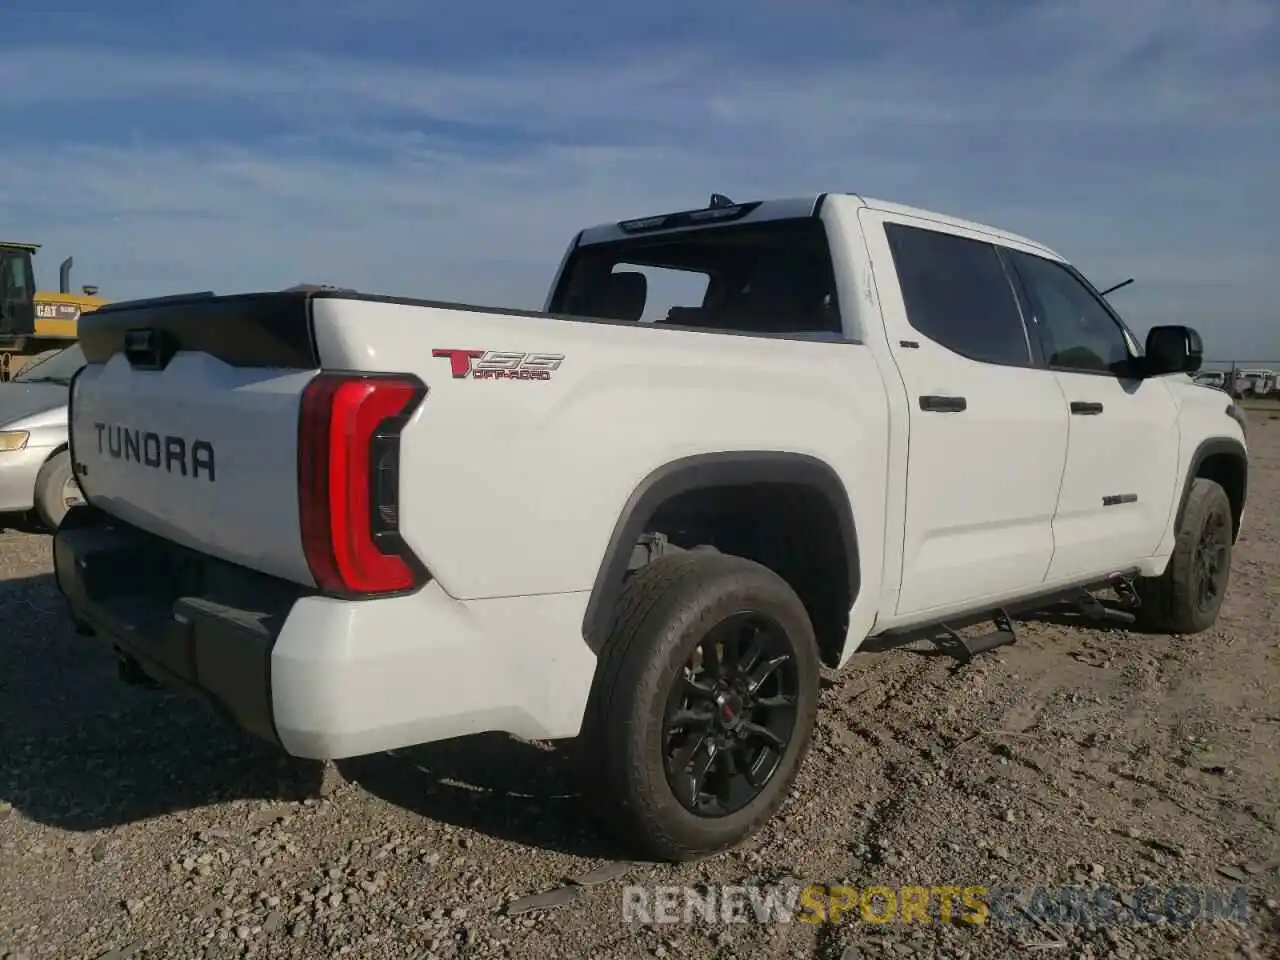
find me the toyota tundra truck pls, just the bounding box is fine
[53,192,1249,862]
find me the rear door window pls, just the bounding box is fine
[884,223,1032,366]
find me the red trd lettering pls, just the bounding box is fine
[431,349,485,378]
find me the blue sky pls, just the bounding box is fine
[2,0,1277,360]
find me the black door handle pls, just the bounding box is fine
[919,395,967,413]
[1070,401,1104,415]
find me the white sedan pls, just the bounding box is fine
[0,344,84,529]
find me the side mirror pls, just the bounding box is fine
[1144,325,1203,376]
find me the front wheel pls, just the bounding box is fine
[1135,477,1234,634]
[578,551,820,862]
[33,449,84,531]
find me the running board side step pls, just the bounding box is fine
[857,568,1145,658]
[939,608,1017,663]
[1075,574,1141,626]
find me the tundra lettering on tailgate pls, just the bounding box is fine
[94,423,216,481]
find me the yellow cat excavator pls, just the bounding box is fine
[0,241,107,380]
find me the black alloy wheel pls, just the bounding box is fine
[662,612,800,817]
[1192,504,1230,616]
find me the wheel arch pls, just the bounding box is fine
[581,451,861,663]
[1176,437,1247,543]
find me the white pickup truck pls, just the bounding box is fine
[54,192,1248,862]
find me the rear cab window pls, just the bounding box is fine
[550,215,844,338]
[608,264,711,324]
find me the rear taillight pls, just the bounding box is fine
[298,372,427,597]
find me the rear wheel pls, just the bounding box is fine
[578,550,820,862]
[34,449,84,531]
[1135,477,1233,634]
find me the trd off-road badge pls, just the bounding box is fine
[431,349,564,381]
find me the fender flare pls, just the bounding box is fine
[1174,436,1248,541]
[581,451,861,649]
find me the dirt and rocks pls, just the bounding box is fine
[2,414,1278,960]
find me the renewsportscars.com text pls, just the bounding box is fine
[620,882,1252,928]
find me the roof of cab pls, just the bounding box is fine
[855,194,1065,261]
[575,192,1065,262]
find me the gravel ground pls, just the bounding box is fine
[2,414,1279,960]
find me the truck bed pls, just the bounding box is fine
[70,287,889,603]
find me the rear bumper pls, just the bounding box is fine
[53,507,599,759]
[53,508,291,745]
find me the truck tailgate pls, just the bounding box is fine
[71,292,320,586]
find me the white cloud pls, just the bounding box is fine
[0,0,1276,356]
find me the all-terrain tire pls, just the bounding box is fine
[33,449,80,531]
[1134,477,1234,634]
[578,550,820,863]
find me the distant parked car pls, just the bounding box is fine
[1232,369,1277,399]
[1193,371,1229,391]
[0,343,84,529]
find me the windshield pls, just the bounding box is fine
[13,343,86,383]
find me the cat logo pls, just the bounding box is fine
[35,302,82,321]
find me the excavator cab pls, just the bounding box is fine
[0,241,105,380]
[0,242,38,344]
